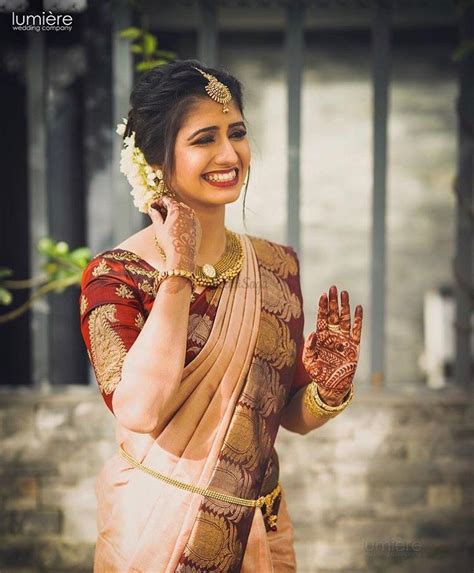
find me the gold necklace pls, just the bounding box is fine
[153,227,244,288]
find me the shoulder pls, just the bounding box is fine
[79,251,145,320]
[80,250,146,295]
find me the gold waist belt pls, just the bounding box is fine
[119,444,281,509]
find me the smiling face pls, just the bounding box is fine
[167,97,251,210]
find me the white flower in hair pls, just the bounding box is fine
[116,119,161,214]
[116,118,128,136]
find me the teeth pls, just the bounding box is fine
[204,169,237,182]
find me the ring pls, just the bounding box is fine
[328,324,341,332]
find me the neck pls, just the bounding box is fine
[194,205,227,266]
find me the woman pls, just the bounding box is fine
[79,59,363,572]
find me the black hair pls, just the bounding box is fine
[123,59,250,228]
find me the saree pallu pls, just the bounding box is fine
[79,234,308,572]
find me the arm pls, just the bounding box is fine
[113,275,193,433]
[80,257,193,434]
[81,195,201,434]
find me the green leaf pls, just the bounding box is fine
[44,263,59,275]
[37,237,55,255]
[119,27,142,40]
[131,44,143,54]
[0,287,12,306]
[136,59,168,72]
[55,241,69,255]
[70,247,92,266]
[143,33,157,57]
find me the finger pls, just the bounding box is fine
[148,202,164,224]
[316,292,328,332]
[328,285,340,328]
[161,195,175,208]
[352,305,363,345]
[304,330,318,354]
[340,290,351,333]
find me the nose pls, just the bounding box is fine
[214,136,239,166]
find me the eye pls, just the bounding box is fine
[194,130,247,146]
[195,136,214,145]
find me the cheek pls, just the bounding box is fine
[240,142,251,165]
[174,148,207,180]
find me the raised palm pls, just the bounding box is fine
[302,285,363,403]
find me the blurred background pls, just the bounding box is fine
[0,0,473,571]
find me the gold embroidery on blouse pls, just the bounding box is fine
[87,304,127,395]
[102,250,142,263]
[80,294,88,316]
[115,284,135,299]
[124,264,160,280]
[92,259,111,277]
[135,312,145,330]
[138,280,155,297]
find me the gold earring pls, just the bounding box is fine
[152,168,175,200]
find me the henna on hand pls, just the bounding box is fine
[302,285,363,404]
[150,195,202,274]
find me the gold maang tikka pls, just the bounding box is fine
[193,67,232,113]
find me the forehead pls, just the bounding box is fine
[179,98,243,133]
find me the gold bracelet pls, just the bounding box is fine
[303,383,336,419]
[303,382,353,419]
[155,268,197,293]
[312,382,354,413]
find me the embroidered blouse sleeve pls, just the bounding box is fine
[79,255,145,415]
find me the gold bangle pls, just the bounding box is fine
[312,382,354,413]
[303,382,354,419]
[155,268,197,293]
[303,384,337,419]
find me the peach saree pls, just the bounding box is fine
[79,234,309,572]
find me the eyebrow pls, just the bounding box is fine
[187,121,246,141]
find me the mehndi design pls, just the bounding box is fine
[302,286,363,402]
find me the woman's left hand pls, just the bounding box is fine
[302,285,363,406]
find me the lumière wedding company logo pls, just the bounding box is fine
[11,10,73,32]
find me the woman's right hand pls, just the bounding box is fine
[148,195,202,273]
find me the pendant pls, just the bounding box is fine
[202,263,216,278]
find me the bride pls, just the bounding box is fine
[79,59,363,572]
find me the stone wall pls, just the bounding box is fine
[0,385,472,572]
